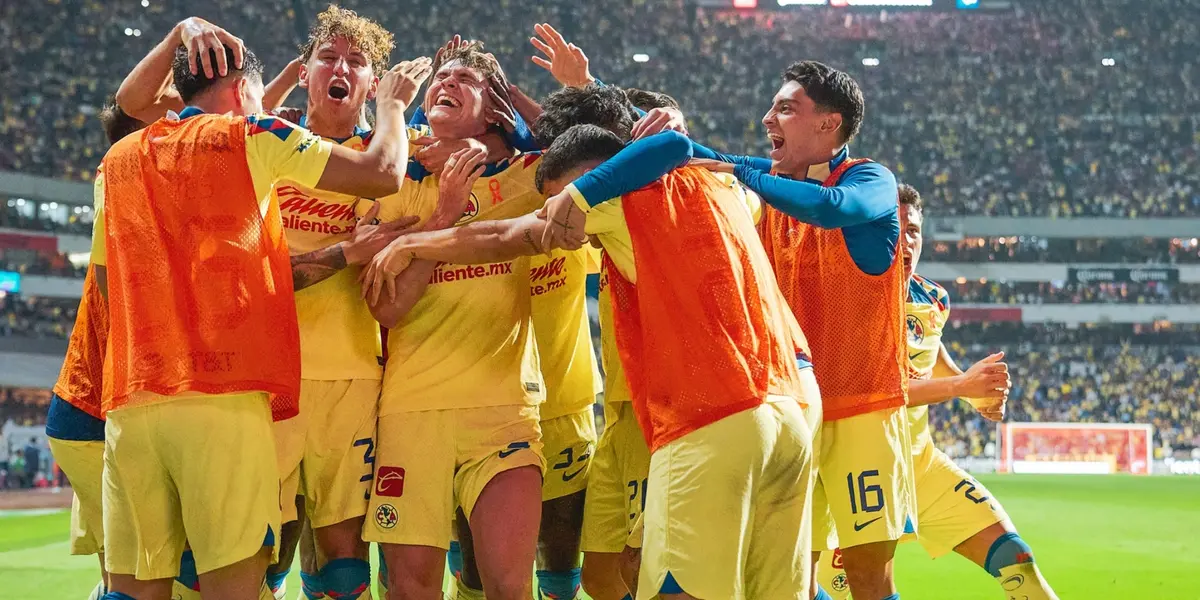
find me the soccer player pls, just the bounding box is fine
[818,185,1059,600]
[113,11,434,599]
[91,42,430,600]
[687,60,914,600]
[359,40,551,600]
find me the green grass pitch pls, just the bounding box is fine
[2,474,1198,599]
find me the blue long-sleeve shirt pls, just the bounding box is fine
[689,143,899,276]
[572,131,694,203]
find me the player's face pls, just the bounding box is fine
[761,80,842,176]
[424,60,490,139]
[300,36,378,125]
[900,203,923,280]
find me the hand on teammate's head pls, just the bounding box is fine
[485,76,518,134]
[178,17,245,79]
[631,107,688,140]
[377,57,433,108]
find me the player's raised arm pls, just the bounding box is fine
[530,23,595,88]
[311,58,432,199]
[116,17,244,122]
[262,57,303,111]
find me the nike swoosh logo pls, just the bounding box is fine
[853,517,882,532]
[909,350,928,361]
[562,467,586,482]
[498,448,523,458]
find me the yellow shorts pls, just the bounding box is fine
[580,401,650,554]
[815,549,852,599]
[541,406,598,502]
[102,393,281,579]
[907,441,1008,558]
[49,438,105,555]
[812,406,917,551]
[275,379,381,527]
[363,404,545,549]
[638,394,816,600]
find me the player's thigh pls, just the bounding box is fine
[913,445,1009,560]
[746,399,816,600]
[102,404,186,580]
[302,379,380,529]
[167,393,282,576]
[819,407,916,550]
[49,437,105,555]
[581,402,650,555]
[638,404,779,600]
[363,410,456,550]
[273,384,311,526]
[541,406,598,502]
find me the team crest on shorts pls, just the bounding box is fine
[375,504,398,529]
[906,314,924,343]
[832,573,849,592]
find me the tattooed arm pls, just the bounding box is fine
[376,212,549,268]
[291,205,420,291]
[290,243,349,291]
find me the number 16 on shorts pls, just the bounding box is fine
[847,470,884,526]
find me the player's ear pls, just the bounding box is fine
[822,113,843,136]
[298,62,310,89]
[366,74,379,101]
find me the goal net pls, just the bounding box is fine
[997,423,1153,475]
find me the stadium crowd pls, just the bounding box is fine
[0,295,78,340]
[949,280,1200,304]
[927,237,1200,264]
[3,0,1200,219]
[934,323,1200,459]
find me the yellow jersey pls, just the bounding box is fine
[905,273,950,457]
[276,125,426,381]
[91,109,333,266]
[530,246,602,421]
[376,154,546,414]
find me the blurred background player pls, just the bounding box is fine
[91,40,429,599]
[817,185,1059,600]
[690,60,914,600]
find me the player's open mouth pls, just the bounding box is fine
[769,134,785,150]
[434,93,461,108]
[328,83,350,100]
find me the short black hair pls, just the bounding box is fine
[533,83,635,149]
[99,97,144,145]
[171,46,264,103]
[783,60,864,144]
[625,88,679,112]
[535,124,626,194]
[897,183,922,212]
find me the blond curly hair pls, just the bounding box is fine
[300,5,395,76]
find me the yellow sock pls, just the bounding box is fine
[996,562,1058,600]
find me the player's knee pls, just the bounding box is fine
[984,531,1035,577]
[320,557,370,599]
[536,567,582,600]
[299,570,325,600]
[484,570,533,600]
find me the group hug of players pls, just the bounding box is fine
[42,6,1061,600]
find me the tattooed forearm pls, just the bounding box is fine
[291,243,348,291]
[521,227,544,254]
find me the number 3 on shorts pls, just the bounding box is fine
[846,470,885,514]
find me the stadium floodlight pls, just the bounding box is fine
[861,57,880,67]
[123,27,133,36]
[733,0,758,7]
[141,0,149,6]
[1102,57,1116,66]
[632,53,650,63]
